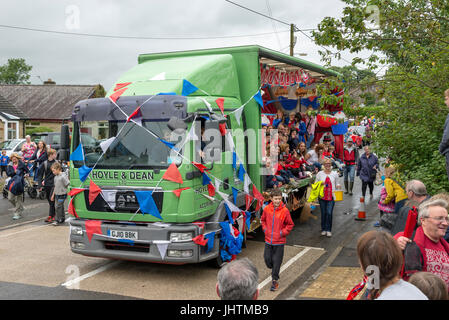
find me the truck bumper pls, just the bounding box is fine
[69,219,220,264]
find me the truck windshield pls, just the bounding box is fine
[73,120,183,169]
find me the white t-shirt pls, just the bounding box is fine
[306,150,318,165]
[376,279,428,300]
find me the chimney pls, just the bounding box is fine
[44,78,56,85]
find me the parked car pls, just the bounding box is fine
[0,139,26,158]
[31,132,61,151]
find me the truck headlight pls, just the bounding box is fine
[170,232,193,242]
[70,226,83,236]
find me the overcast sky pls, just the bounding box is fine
[0,0,363,91]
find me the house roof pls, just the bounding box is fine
[0,93,28,120]
[0,84,101,120]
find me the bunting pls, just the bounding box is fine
[162,163,183,184]
[215,98,225,115]
[181,79,198,96]
[88,180,102,205]
[172,187,190,198]
[109,87,128,103]
[134,190,162,220]
[85,220,102,243]
[78,165,92,183]
[70,144,84,162]
[153,240,171,259]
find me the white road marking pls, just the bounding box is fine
[258,246,313,290]
[61,261,121,288]
[0,224,49,238]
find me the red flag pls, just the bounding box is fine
[114,82,132,92]
[109,87,128,103]
[252,185,264,211]
[192,161,208,173]
[85,220,102,243]
[68,198,78,218]
[232,211,240,221]
[245,194,253,211]
[162,163,183,184]
[207,183,215,197]
[88,180,102,205]
[68,188,84,197]
[193,222,206,232]
[219,123,227,136]
[216,98,225,115]
[403,206,418,239]
[192,234,208,246]
[127,106,142,123]
[172,187,190,198]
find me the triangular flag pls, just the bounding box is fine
[252,185,264,211]
[68,188,84,197]
[226,132,235,151]
[192,234,208,246]
[89,180,102,205]
[254,90,263,107]
[232,187,238,205]
[232,152,237,170]
[245,211,251,231]
[134,191,162,220]
[68,198,78,218]
[172,187,190,198]
[204,232,215,253]
[244,173,251,194]
[153,240,170,259]
[216,98,225,115]
[100,137,115,154]
[162,163,183,184]
[70,144,84,162]
[192,161,207,173]
[109,87,128,103]
[202,172,211,186]
[150,72,166,81]
[245,194,253,211]
[85,220,102,243]
[182,79,198,96]
[214,178,221,193]
[224,203,234,225]
[199,98,213,113]
[78,165,92,183]
[238,163,245,181]
[193,222,206,232]
[208,183,215,197]
[113,82,132,92]
[158,138,177,151]
[219,123,226,136]
[234,106,244,125]
[127,106,143,126]
[100,190,117,210]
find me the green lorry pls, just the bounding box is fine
[62,45,339,265]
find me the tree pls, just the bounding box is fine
[312,0,449,194]
[0,58,32,84]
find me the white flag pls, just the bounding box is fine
[150,72,166,81]
[244,173,251,194]
[153,240,171,260]
[199,98,213,113]
[100,190,117,210]
[99,137,116,154]
[214,178,221,193]
[233,106,244,125]
[225,132,235,151]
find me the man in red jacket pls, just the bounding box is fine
[261,189,295,291]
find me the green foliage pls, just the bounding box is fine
[313,0,449,194]
[0,58,32,84]
[26,126,54,136]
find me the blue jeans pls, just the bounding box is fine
[319,198,335,232]
[343,165,355,182]
[306,134,314,149]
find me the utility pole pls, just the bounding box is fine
[290,24,295,56]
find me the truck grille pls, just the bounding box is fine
[83,190,163,213]
[103,241,150,253]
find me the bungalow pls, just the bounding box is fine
[0,79,105,134]
[0,93,28,141]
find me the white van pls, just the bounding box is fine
[0,139,26,159]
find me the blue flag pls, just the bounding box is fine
[254,90,263,107]
[157,92,177,96]
[202,172,211,186]
[204,232,215,253]
[238,163,245,182]
[224,203,234,225]
[232,187,238,205]
[232,152,237,170]
[182,79,198,96]
[70,144,84,162]
[78,165,92,183]
[158,138,178,151]
[134,190,162,220]
[245,211,251,231]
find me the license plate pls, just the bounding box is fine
[108,230,138,241]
